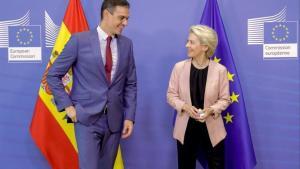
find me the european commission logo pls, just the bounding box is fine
[0,10,60,63]
[248,7,298,59]
[8,26,41,62]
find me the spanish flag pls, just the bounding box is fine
[30,0,124,168]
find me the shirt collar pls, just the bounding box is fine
[97,26,115,41]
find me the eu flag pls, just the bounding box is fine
[264,22,297,44]
[8,26,41,47]
[199,0,257,168]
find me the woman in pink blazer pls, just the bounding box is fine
[167,25,231,169]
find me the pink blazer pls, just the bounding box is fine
[167,59,231,147]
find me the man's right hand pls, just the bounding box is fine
[65,106,77,122]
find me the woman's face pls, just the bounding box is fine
[185,33,208,59]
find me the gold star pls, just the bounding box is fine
[230,91,239,103]
[227,71,235,82]
[213,56,221,63]
[224,112,234,124]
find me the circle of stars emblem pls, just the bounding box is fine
[271,23,289,42]
[16,28,34,46]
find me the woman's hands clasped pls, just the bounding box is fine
[182,103,200,120]
[182,104,219,122]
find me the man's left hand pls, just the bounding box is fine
[122,120,134,139]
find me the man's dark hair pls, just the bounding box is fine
[101,0,130,19]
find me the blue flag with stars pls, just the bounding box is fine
[8,26,41,47]
[264,22,297,44]
[199,0,256,168]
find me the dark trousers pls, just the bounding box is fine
[177,118,224,169]
[75,113,121,169]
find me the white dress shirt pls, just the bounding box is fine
[97,26,118,81]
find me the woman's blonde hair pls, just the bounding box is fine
[189,25,218,58]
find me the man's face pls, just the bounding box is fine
[105,6,129,35]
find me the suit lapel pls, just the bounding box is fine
[89,29,107,80]
[204,60,213,108]
[182,59,192,105]
[111,36,123,83]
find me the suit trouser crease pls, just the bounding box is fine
[75,114,121,169]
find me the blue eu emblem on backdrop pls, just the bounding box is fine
[8,26,41,47]
[264,22,297,44]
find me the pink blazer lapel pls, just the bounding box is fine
[180,59,192,105]
[204,60,220,108]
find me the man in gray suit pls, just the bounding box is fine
[47,0,137,168]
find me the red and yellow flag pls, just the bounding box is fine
[29,0,124,168]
